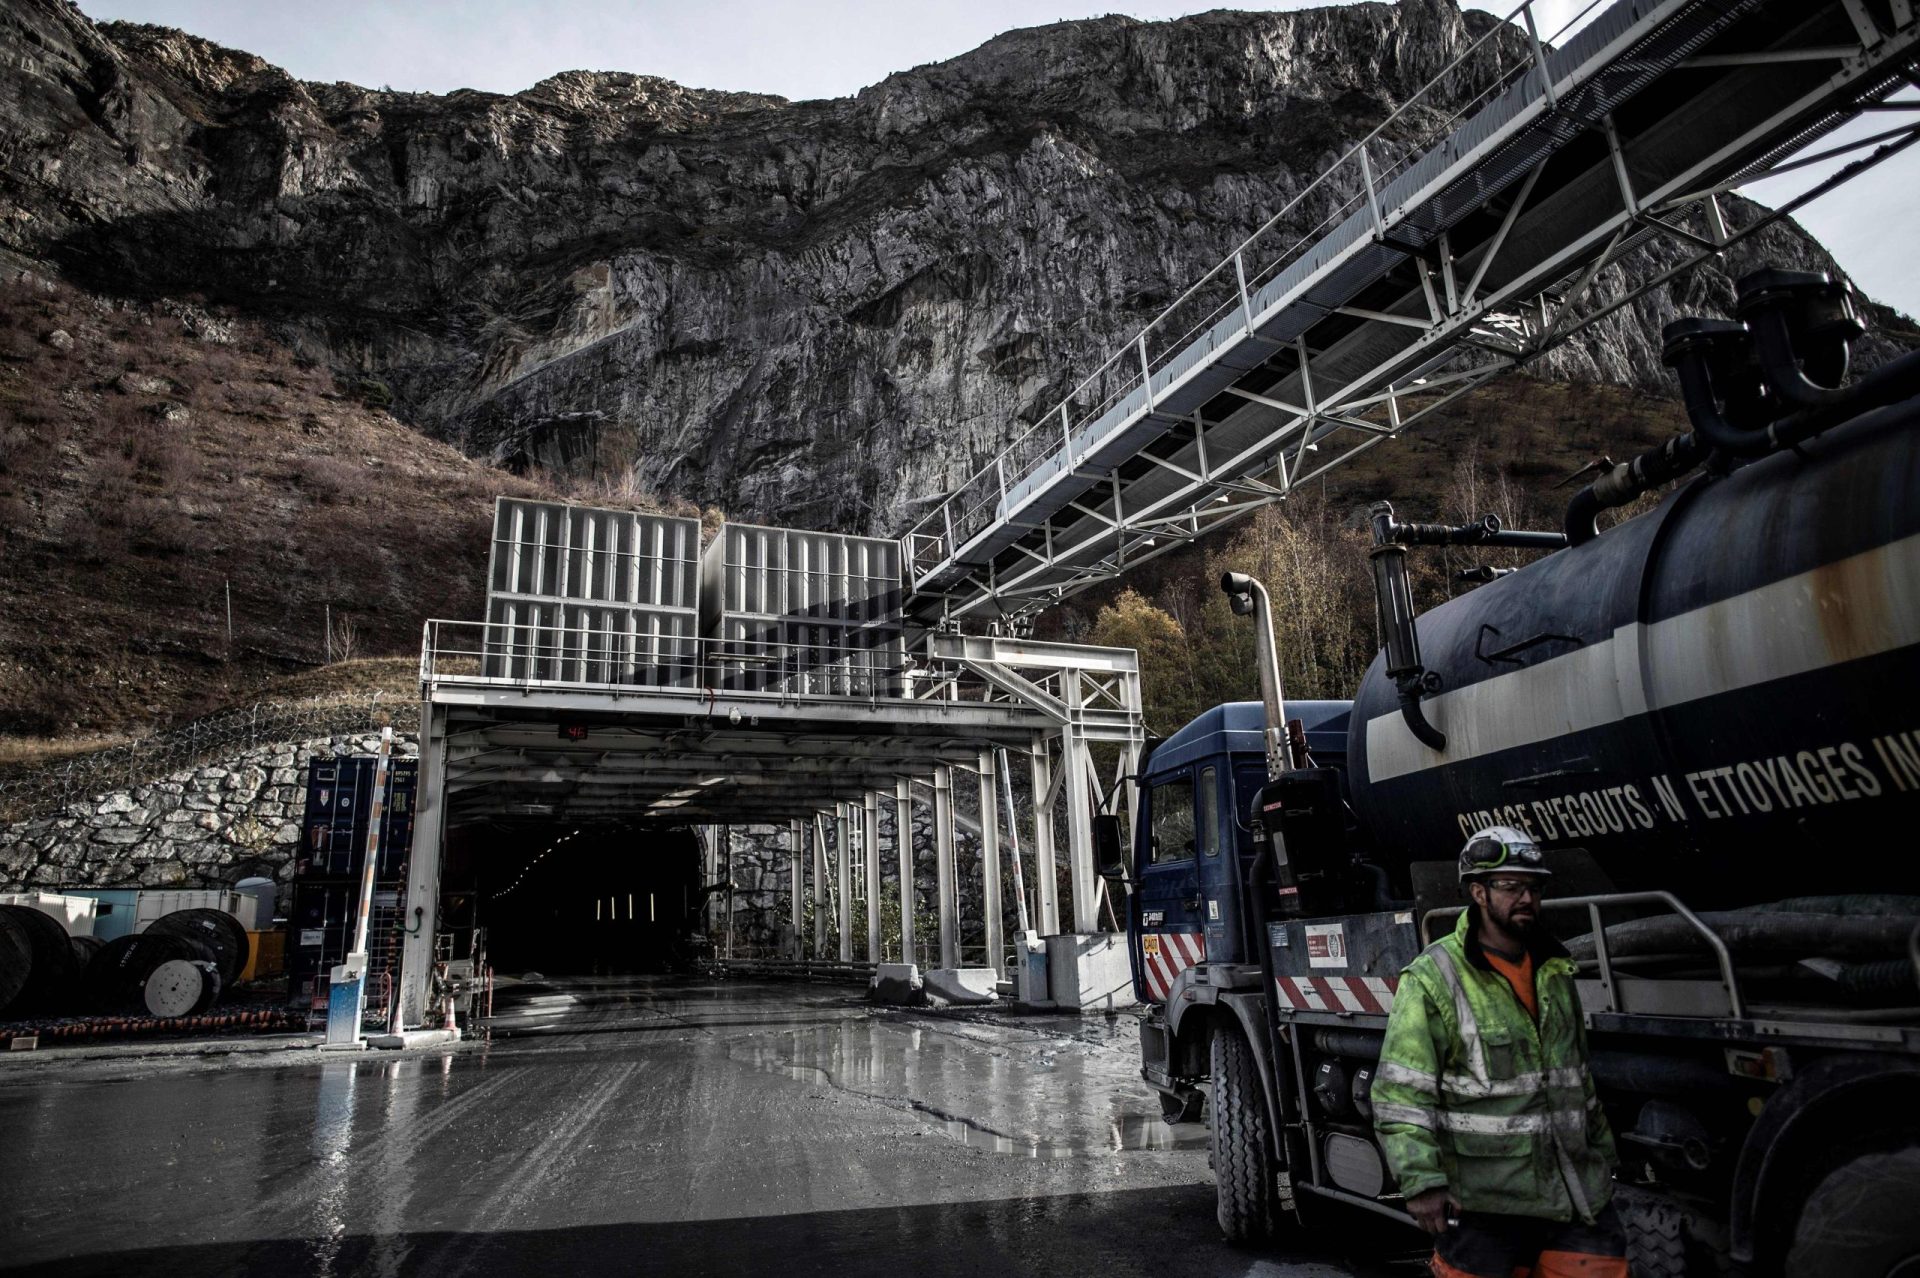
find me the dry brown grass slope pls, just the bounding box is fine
[0,275,702,743]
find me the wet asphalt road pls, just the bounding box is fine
[0,978,1420,1276]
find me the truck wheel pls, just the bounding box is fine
[1614,1184,1689,1278]
[1210,1024,1278,1244]
[1784,1146,1920,1277]
[1160,1088,1204,1124]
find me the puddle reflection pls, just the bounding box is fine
[727,1019,1209,1158]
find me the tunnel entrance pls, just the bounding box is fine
[445,823,706,976]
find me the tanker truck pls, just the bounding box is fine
[1120,269,1920,1276]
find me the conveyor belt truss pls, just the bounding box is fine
[902,0,1920,623]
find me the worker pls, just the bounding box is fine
[1372,826,1625,1278]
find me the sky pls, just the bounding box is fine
[75,0,1920,316]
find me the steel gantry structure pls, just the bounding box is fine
[398,625,1144,1027]
[903,0,1920,623]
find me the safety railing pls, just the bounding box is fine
[715,957,878,985]
[1423,889,1746,1020]
[905,0,1614,577]
[422,620,1147,729]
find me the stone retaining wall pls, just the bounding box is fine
[0,734,420,894]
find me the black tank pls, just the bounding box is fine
[1346,396,1920,906]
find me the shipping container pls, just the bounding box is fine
[285,878,404,1012]
[297,756,418,880]
[0,891,99,937]
[132,889,242,933]
[487,498,699,609]
[481,596,699,688]
[699,523,906,696]
[63,888,138,941]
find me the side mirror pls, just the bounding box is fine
[1095,815,1126,880]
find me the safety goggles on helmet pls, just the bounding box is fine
[1458,824,1552,882]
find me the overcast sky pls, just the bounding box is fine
[76,0,1920,316]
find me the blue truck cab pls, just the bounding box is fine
[1131,700,1351,1119]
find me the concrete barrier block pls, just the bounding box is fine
[923,966,998,1005]
[869,962,925,1005]
[1045,933,1136,1011]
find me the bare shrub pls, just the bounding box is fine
[0,327,41,364]
[296,455,363,504]
[328,611,360,662]
[0,489,32,536]
[138,432,198,488]
[89,451,137,520]
[125,496,202,555]
[0,425,30,474]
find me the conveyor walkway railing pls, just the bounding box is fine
[903,0,1920,623]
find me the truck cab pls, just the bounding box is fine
[1131,700,1349,1117]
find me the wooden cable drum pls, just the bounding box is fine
[0,907,31,1016]
[145,909,248,987]
[0,905,81,1017]
[142,957,222,1018]
[84,932,218,1014]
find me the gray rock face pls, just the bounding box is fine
[0,0,1869,535]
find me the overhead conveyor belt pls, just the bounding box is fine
[902,0,1920,624]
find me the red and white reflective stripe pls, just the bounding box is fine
[1274,974,1397,1015]
[1141,930,1207,1002]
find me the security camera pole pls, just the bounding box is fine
[323,726,393,1049]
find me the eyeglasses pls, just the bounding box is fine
[1484,879,1545,898]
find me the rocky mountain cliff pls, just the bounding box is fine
[0,0,1879,538]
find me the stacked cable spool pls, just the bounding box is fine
[1,905,250,1021]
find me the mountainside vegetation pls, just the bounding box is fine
[0,273,707,740]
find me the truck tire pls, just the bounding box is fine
[1210,1023,1278,1244]
[1614,1184,1689,1278]
[1784,1145,1920,1277]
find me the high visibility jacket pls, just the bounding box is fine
[1372,909,1617,1223]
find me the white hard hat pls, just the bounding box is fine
[1459,825,1551,882]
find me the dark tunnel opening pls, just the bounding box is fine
[442,823,707,976]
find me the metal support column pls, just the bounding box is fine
[812,813,827,958]
[1061,678,1099,934]
[835,802,853,963]
[863,790,881,961]
[933,765,958,970]
[704,826,720,938]
[789,818,803,960]
[722,823,734,959]
[976,752,1005,978]
[1116,664,1146,857]
[398,703,447,1029]
[1028,734,1060,935]
[894,777,915,966]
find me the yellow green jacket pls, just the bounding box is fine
[1372,909,1617,1222]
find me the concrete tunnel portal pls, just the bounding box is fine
[447,820,705,977]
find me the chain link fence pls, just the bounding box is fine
[0,694,419,824]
